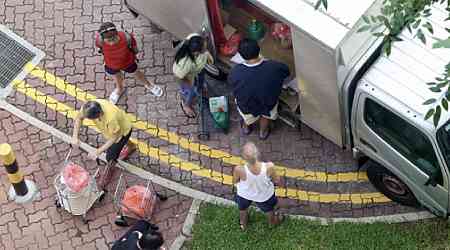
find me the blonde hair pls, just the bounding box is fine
[241,142,260,165]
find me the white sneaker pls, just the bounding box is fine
[109,89,120,104]
[146,85,163,97]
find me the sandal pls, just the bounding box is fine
[238,220,247,231]
[146,85,163,97]
[259,127,271,140]
[240,119,253,135]
[180,102,196,118]
[274,213,285,226]
[118,145,136,161]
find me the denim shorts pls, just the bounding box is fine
[179,83,199,107]
[179,71,205,106]
[235,193,278,213]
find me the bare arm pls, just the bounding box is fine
[267,162,281,186]
[232,166,241,185]
[72,111,84,144]
[96,136,119,155]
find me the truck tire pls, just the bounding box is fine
[365,161,419,207]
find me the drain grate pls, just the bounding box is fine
[0,25,44,99]
[0,31,35,89]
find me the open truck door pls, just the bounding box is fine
[124,0,210,39]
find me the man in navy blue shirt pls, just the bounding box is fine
[229,39,290,140]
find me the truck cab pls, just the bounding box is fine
[347,3,450,217]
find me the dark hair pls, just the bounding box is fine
[98,22,117,38]
[82,101,103,119]
[238,38,260,60]
[174,35,204,63]
[139,231,164,250]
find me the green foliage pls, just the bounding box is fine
[315,0,450,127]
[188,204,449,250]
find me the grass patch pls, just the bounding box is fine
[189,204,449,250]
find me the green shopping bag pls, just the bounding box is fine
[209,96,229,130]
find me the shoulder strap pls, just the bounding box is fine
[124,31,138,54]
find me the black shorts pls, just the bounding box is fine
[235,193,278,213]
[106,129,132,163]
[105,62,138,75]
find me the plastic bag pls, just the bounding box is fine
[219,33,242,57]
[121,185,154,218]
[62,162,90,193]
[271,23,292,49]
[209,96,229,130]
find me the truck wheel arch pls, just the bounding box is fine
[365,160,419,207]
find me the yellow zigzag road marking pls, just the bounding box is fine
[28,66,369,183]
[13,79,390,204]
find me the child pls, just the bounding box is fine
[96,22,163,104]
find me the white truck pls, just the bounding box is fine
[124,0,450,217]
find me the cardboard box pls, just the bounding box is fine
[223,24,237,40]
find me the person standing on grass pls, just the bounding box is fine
[173,33,213,118]
[233,142,284,230]
[71,99,136,190]
[96,22,163,104]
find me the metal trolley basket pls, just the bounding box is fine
[54,147,105,223]
[112,167,167,227]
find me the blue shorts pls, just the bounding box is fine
[180,83,199,107]
[105,62,138,75]
[235,193,278,213]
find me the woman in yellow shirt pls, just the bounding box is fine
[173,34,213,118]
[71,99,136,189]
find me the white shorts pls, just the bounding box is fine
[237,102,278,125]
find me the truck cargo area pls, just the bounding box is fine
[211,0,301,127]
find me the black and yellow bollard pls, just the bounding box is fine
[0,143,39,203]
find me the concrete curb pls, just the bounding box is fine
[0,100,436,227]
[169,199,202,250]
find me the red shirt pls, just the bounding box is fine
[96,31,136,70]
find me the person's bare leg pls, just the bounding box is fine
[239,210,249,229]
[127,140,136,151]
[266,211,282,225]
[113,72,125,94]
[99,161,116,191]
[134,69,153,88]
[259,117,270,135]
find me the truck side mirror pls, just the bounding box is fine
[416,158,439,187]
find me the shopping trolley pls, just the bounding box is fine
[112,168,167,227]
[54,146,105,223]
[197,72,230,141]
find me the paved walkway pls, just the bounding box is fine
[0,109,192,249]
[0,2,428,249]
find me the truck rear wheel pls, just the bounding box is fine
[365,161,419,207]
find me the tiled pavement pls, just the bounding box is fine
[0,2,425,249]
[0,109,192,249]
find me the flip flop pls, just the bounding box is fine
[180,102,196,118]
[240,119,253,135]
[259,127,271,140]
[275,213,285,225]
[118,145,136,161]
[238,220,247,231]
[146,85,163,97]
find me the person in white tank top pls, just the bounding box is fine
[233,142,284,230]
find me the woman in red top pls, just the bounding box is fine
[96,22,163,104]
